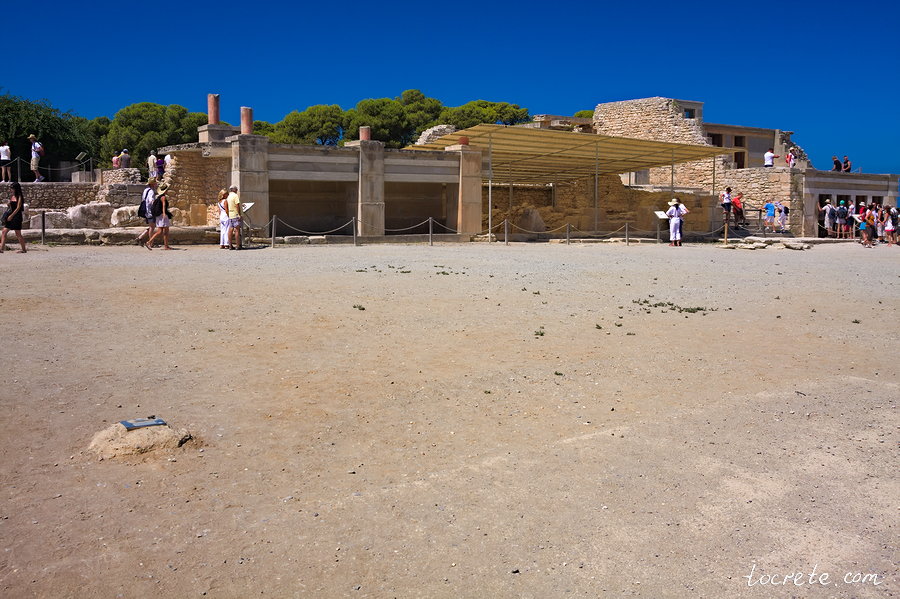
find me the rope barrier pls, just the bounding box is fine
[384,218,432,233]
[506,221,572,235]
[274,216,354,236]
[431,220,458,234]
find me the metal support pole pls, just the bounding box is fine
[566,223,570,245]
[724,220,728,245]
[41,211,46,245]
[670,150,675,193]
[352,217,358,246]
[625,222,630,246]
[711,156,716,196]
[594,145,599,232]
[271,215,276,248]
[656,220,660,244]
[488,178,493,243]
[17,158,22,182]
[428,217,433,246]
[504,219,509,246]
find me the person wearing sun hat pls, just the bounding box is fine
[28,134,44,182]
[666,198,684,246]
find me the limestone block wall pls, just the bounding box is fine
[165,152,231,225]
[101,168,142,184]
[0,183,101,210]
[482,175,717,234]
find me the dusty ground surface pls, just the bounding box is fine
[0,241,897,599]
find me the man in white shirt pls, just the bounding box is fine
[763,148,779,167]
[28,134,45,181]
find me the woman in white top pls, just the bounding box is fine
[666,198,684,246]
[217,189,229,249]
[0,141,11,182]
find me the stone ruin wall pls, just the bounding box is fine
[482,174,717,234]
[164,152,231,225]
[594,97,802,230]
[101,168,142,185]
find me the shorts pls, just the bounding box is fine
[764,215,774,223]
[30,156,40,170]
[824,219,833,229]
[228,217,242,229]
[0,159,11,167]
[145,217,156,225]
[721,203,732,212]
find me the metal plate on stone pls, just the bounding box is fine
[120,417,167,431]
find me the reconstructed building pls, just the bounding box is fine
[593,97,898,235]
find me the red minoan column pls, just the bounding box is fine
[207,94,220,125]
[241,107,253,134]
[359,126,371,141]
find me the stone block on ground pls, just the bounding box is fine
[284,236,310,244]
[88,422,193,460]
[30,211,71,229]
[111,206,142,227]
[68,201,113,228]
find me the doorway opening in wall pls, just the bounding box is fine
[709,133,723,147]
[734,151,746,169]
[856,195,868,211]
[872,196,883,206]
[817,194,832,237]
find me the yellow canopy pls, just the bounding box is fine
[409,123,734,184]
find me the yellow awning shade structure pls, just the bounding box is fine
[408,123,735,185]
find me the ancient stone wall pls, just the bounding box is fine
[0,183,101,210]
[482,175,717,234]
[594,97,805,231]
[164,152,231,225]
[101,168,142,184]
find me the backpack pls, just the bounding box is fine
[151,197,163,218]
[37,144,45,156]
[783,206,789,216]
[837,206,848,219]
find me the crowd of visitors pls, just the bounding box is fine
[821,199,897,247]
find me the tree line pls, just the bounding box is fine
[0,89,537,173]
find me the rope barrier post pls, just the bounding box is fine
[352,217,358,246]
[504,219,509,246]
[428,217,433,246]
[566,223,570,245]
[724,220,728,245]
[271,215,276,248]
[41,211,46,245]
[17,159,22,183]
[625,222,630,246]
[656,219,660,244]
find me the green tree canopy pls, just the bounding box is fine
[0,93,98,168]
[272,105,346,145]
[574,110,595,118]
[344,97,410,148]
[438,100,529,130]
[398,89,444,142]
[102,102,207,168]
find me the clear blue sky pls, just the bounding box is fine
[6,0,899,174]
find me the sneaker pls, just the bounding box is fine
[37,176,45,182]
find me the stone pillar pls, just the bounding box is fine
[359,126,371,141]
[241,107,253,135]
[208,94,220,125]
[345,139,384,236]
[445,143,483,234]
[229,134,270,231]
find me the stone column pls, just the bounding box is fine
[208,94,220,125]
[241,107,253,135]
[229,134,270,231]
[445,143,483,234]
[345,139,385,236]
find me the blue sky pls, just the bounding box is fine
[6,0,899,174]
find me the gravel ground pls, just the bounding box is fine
[0,241,897,598]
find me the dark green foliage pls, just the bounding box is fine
[438,100,529,130]
[574,110,594,118]
[272,105,345,145]
[101,103,207,169]
[0,92,99,166]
